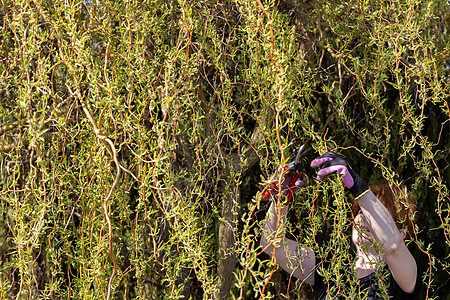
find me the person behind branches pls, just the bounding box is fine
[260,151,421,299]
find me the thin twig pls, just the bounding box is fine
[255,0,275,68]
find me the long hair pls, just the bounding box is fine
[352,182,416,237]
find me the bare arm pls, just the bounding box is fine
[310,152,418,294]
[357,190,417,293]
[260,200,316,284]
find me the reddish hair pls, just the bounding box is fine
[352,182,416,237]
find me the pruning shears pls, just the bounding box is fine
[262,144,306,205]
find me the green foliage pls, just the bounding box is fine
[0,0,449,299]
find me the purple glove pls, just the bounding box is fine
[310,152,369,198]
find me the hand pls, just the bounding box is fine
[263,168,305,205]
[310,152,369,198]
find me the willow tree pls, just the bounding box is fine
[0,0,449,299]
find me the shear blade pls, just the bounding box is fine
[294,144,306,164]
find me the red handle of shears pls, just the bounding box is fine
[262,185,274,199]
[262,166,302,205]
[285,172,302,205]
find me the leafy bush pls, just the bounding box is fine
[0,0,449,299]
